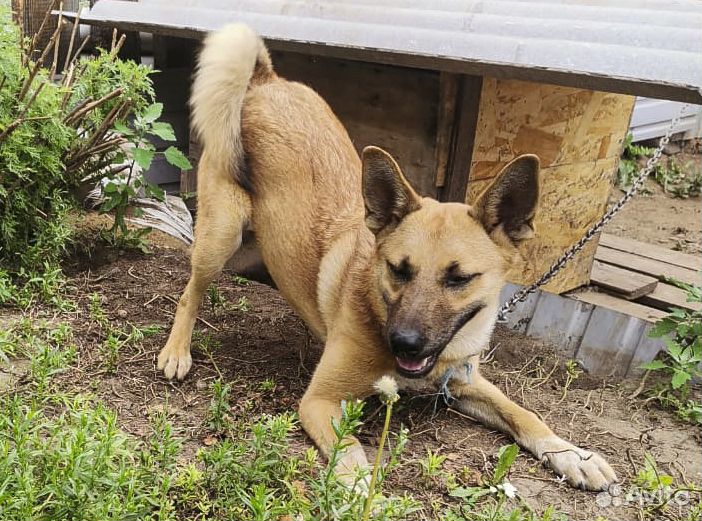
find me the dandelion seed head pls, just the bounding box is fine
[374,375,399,403]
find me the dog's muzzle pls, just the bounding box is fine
[389,328,439,378]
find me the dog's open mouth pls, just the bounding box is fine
[395,353,438,378]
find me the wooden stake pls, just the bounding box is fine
[50,2,64,78]
[18,22,61,103]
[110,34,127,58]
[67,34,90,70]
[62,7,81,73]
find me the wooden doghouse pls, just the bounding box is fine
[67,1,701,374]
[72,0,700,296]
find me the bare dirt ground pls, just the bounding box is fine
[604,147,702,254]
[3,147,698,520]
[24,237,696,520]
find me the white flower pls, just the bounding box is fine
[373,375,399,404]
[500,481,518,498]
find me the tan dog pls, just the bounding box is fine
[157,24,617,491]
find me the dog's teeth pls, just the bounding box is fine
[397,356,431,372]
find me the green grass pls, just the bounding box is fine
[0,320,423,520]
[0,318,579,520]
[4,311,702,520]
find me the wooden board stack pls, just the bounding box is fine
[497,234,698,378]
[577,233,700,315]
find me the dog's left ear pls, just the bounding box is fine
[362,146,421,235]
[473,154,540,243]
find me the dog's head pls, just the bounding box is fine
[362,146,540,378]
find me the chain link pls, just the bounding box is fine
[496,104,689,323]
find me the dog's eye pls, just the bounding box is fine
[387,260,412,283]
[444,272,478,289]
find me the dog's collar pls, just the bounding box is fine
[437,361,473,407]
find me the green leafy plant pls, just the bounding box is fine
[89,292,109,328]
[445,444,566,521]
[206,378,233,433]
[232,275,250,286]
[206,283,227,313]
[631,453,702,519]
[3,317,572,520]
[558,359,583,403]
[654,158,701,199]
[259,377,276,393]
[617,133,656,189]
[234,295,252,313]
[0,6,188,304]
[641,279,702,423]
[634,453,674,491]
[617,133,700,198]
[419,449,448,479]
[88,292,159,372]
[101,102,191,248]
[449,444,519,505]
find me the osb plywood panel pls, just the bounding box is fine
[468,78,635,182]
[508,158,617,292]
[466,78,635,293]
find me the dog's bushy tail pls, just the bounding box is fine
[190,24,273,191]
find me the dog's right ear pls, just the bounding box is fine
[473,154,540,244]
[362,146,421,235]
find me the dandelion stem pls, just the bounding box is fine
[361,401,393,521]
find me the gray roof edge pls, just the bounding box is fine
[71,3,702,104]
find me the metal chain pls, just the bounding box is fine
[496,104,689,323]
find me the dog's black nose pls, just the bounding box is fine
[389,329,426,357]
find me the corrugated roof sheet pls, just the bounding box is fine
[78,0,702,103]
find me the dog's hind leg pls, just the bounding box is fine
[158,153,252,380]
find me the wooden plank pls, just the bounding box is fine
[499,284,669,377]
[627,323,666,377]
[498,283,540,334]
[637,282,702,312]
[181,134,201,196]
[273,51,440,197]
[599,233,700,271]
[467,79,636,189]
[595,246,700,286]
[438,74,482,202]
[569,290,668,323]
[434,72,459,188]
[590,260,658,300]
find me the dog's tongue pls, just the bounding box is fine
[396,356,429,372]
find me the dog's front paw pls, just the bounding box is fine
[537,436,617,491]
[335,445,371,491]
[157,344,192,380]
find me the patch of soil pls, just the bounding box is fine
[44,241,701,520]
[604,148,701,254]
